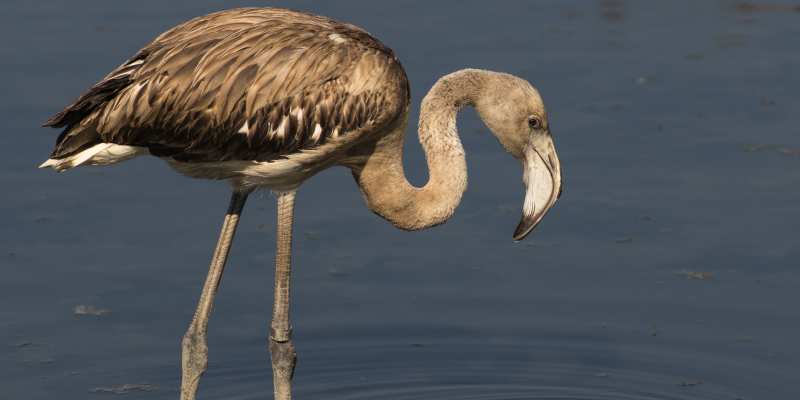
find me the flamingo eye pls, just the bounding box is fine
[527,118,540,128]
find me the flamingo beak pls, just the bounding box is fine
[513,131,561,242]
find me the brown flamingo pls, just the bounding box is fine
[40,7,562,399]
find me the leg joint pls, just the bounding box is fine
[270,326,292,342]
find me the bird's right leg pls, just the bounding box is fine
[180,189,251,400]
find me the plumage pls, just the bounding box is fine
[44,7,407,165]
[40,7,562,400]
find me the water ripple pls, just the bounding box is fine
[195,335,786,400]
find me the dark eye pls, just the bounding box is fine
[527,118,540,128]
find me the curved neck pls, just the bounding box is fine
[353,70,488,231]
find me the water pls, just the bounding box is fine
[2,1,799,399]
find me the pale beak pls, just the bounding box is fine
[513,132,562,242]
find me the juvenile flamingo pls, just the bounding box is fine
[40,7,562,399]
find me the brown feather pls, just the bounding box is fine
[45,8,408,162]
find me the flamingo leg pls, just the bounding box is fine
[270,190,298,400]
[180,189,251,400]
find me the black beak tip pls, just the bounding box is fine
[513,215,535,242]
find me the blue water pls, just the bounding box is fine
[2,1,799,399]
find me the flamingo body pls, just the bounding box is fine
[40,7,562,400]
[42,8,408,192]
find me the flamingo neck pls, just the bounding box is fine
[354,70,488,231]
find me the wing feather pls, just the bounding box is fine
[45,7,409,162]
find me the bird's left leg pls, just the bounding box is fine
[270,190,298,400]
[181,188,251,400]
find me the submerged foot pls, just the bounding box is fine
[269,338,297,400]
[181,329,209,400]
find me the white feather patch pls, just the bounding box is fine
[67,143,110,167]
[310,124,323,143]
[39,144,150,171]
[276,116,289,139]
[238,120,250,135]
[293,108,304,139]
[109,70,135,80]
[328,34,347,44]
[89,144,150,165]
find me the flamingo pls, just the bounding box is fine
[40,7,562,400]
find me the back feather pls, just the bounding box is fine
[44,7,409,163]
